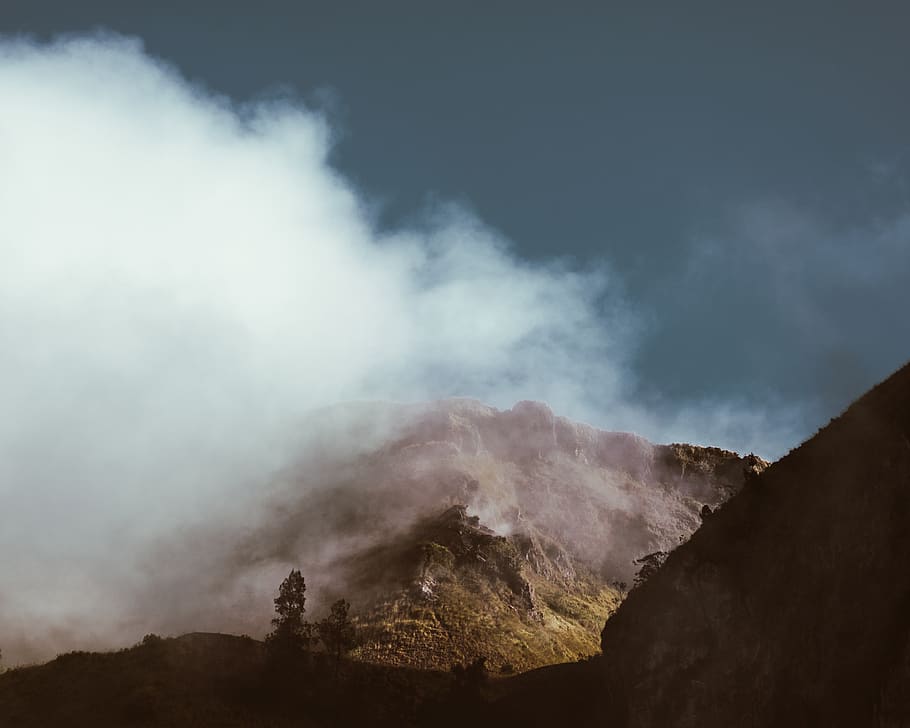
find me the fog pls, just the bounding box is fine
[0,34,798,664]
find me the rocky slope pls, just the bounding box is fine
[495,362,910,726]
[246,398,764,672]
[346,504,620,673]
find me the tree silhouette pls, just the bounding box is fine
[268,569,313,652]
[318,598,356,676]
[632,551,668,589]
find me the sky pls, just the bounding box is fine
[1,0,909,664]
[3,1,909,445]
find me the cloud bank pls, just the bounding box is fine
[0,34,799,663]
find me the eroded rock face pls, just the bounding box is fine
[254,398,762,672]
[345,503,606,672]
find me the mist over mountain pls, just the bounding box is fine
[2,25,908,728]
[0,397,763,667]
[231,398,763,672]
[0,34,794,666]
[4,363,909,727]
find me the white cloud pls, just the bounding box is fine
[0,34,802,662]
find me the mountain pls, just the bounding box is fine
[0,397,765,726]
[6,360,910,728]
[252,398,763,672]
[0,398,762,672]
[496,362,910,726]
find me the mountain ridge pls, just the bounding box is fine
[267,397,764,672]
[493,361,910,726]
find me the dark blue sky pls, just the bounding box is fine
[5,1,910,444]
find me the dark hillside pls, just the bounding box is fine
[587,361,910,727]
[0,633,451,727]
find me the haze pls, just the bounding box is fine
[0,31,901,664]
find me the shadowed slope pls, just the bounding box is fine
[0,633,451,727]
[582,361,910,727]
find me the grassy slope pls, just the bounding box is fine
[346,505,623,673]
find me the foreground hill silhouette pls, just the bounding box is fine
[497,361,910,726]
[0,633,454,726]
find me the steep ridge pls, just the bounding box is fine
[581,361,910,727]
[236,399,763,672]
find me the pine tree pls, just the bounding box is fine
[268,569,312,651]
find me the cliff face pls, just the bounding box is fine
[592,362,910,727]
[255,398,762,672]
